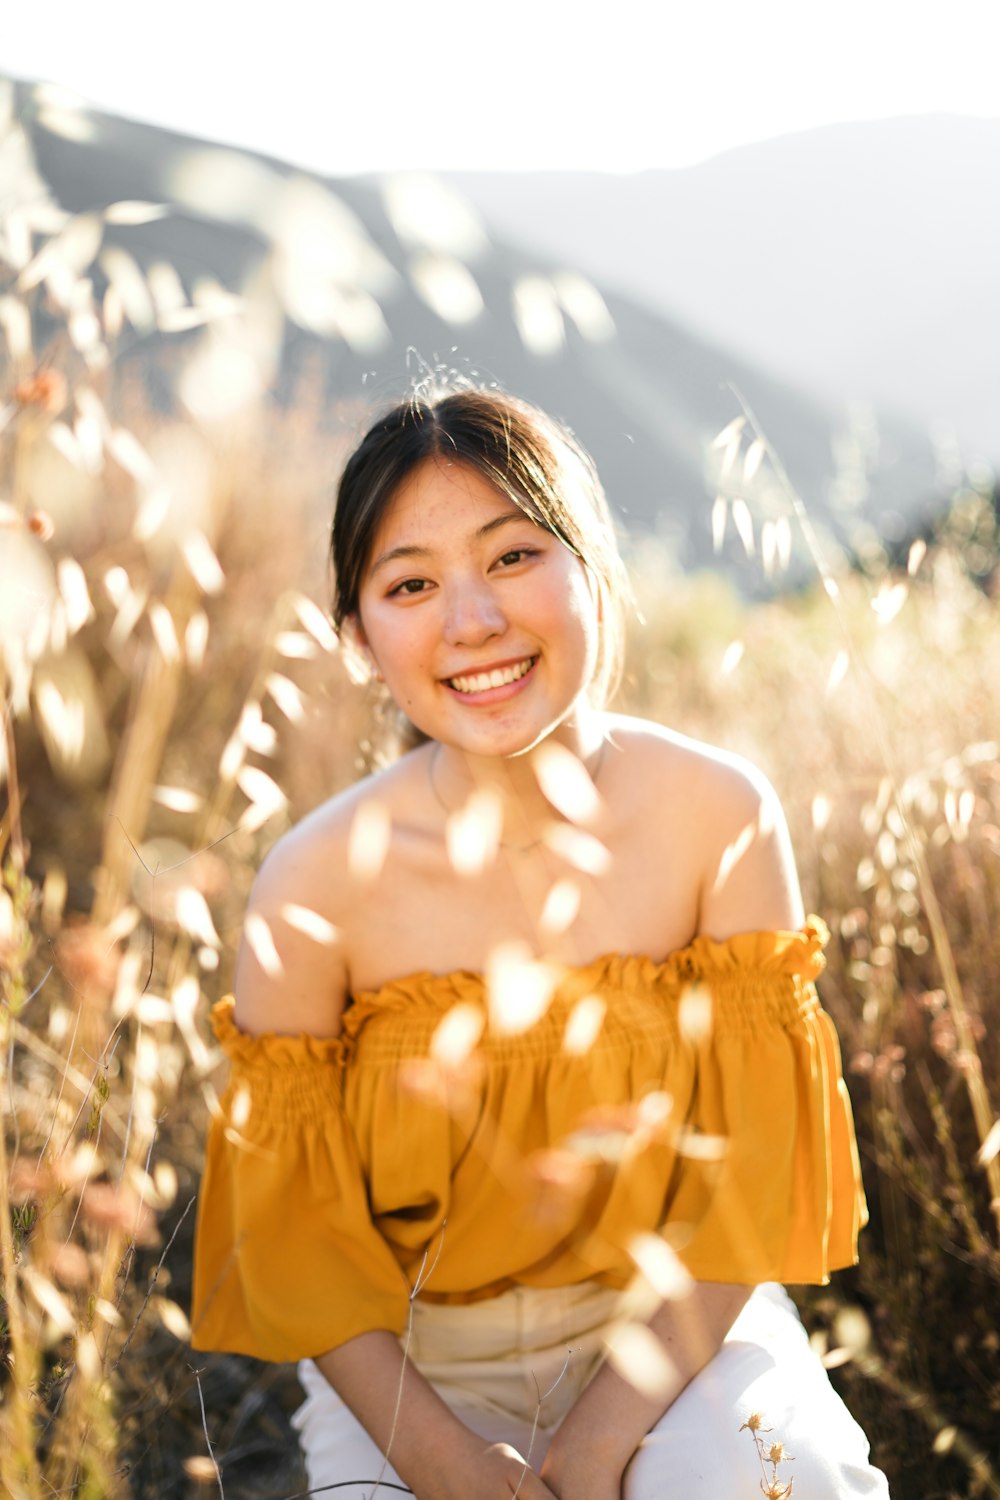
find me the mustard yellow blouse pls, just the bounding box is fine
[190,921,867,1362]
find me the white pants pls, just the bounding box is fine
[293,1281,890,1497]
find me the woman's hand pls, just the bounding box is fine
[422,1435,561,1500]
[466,1442,561,1500]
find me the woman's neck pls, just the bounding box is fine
[428,708,609,851]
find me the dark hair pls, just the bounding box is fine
[331,388,629,706]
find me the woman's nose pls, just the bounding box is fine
[442,578,507,647]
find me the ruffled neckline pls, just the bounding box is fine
[209,912,827,1068]
[210,920,829,1059]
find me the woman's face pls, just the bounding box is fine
[355,457,601,760]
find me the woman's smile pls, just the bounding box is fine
[444,654,538,699]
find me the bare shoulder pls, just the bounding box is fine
[234,752,421,1038]
[604,712,778,811]
[251,755,407,909]
[604,714,804,937]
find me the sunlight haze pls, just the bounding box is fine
[7,0,999,173]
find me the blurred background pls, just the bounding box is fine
[2,3,1000,1497]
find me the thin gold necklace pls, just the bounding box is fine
[427,740,607,855]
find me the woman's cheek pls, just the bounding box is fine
[388,640,431,712]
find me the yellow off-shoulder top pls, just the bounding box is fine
[190,921,867,1362]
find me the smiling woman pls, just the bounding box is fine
[354,459,602,763]
[190,387,890,1499]
[331,390,628,711]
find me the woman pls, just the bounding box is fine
[191,389,889,1498]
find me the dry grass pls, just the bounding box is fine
[3,87,1000,1500]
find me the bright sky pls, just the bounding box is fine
[7,0,999,174]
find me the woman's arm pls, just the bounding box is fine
[234,827,558,1500]
[695,754,805,939]
[317,1331,560,1500]
[541,759,806,1500]
[539,1282,752,1500]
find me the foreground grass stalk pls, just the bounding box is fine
[905,841,1000,1228]
[93,631,186,931]
[0,831,43,1500]
[0,1082,43,1500]
[2,697,26,874]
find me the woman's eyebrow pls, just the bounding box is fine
[368,511,533,576]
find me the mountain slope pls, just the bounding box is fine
[11,82,942,576]
[447,115,1000,465]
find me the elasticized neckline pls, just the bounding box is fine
[209,920,829,1061]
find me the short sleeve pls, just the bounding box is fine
[190,999,411,1362]
[657,920,868,1285]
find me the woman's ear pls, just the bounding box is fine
[341,614,384,685]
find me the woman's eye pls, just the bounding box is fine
[497,548,534,567]
[389,578,427,596]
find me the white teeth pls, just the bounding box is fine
[449,657,535,695]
